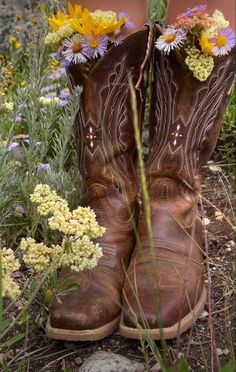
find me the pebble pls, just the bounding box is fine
[78,351,145,372]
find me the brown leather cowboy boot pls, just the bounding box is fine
[120,25,235,340]
[46,26,152,341]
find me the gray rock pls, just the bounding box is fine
[78,351,145,372]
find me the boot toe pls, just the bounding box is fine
[50,287,120,331]
[123,259,204,330]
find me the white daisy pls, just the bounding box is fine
[62,35,88,65]
[155,28,187,55]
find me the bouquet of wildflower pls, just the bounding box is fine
[44,2,133,68]
[156,4,236,81]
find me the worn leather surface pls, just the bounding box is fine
[49,27,153,331]
[123,25,235,330]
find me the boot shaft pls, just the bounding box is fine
[67,28,152,203]
[147,25,235,192]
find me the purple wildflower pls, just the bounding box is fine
[60,88,70,100]
[7,142,19,151]
[181,4,207,17]
[35,163,50,170]
[62,36,88,65]
[118,12,135,29]
[16,113,23,122]
[211,27,236,56]
[59,99,68,107]
[82,35,108,59]
[15,204,25,217]
[13,134,30,140]
[45,92,57,99]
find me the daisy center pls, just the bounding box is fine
[216,36,227,47]
[90,40,99,49]
[72,43,82,53]
[165,34,176,44]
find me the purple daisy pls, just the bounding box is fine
[16,113,23,122]
[108,34,124,46]
[62,36,88,65]
[82,35,109,59]
[45,92,57,99]
[118,12,135,29]
[7,142,19,151]
[211,27,236,56]
[13,134,30,140]
[15,204,25,217]
[60,88,70,100]
[35,163,50,170]
[59,99,68,107]
[181,4,207,17]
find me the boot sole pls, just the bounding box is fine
[46,315,120,342]
[119,287,207,340]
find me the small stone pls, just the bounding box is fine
[226,247,232,252]
[226,240,235,248]
[216,348,223,356]
[203,217,211,226]
[75,357,83,365]
[208,164,222,173]
[79,351,145,372]
[199,310,209,319]
[223,348,230,355]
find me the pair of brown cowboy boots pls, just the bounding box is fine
[46,25,235,341]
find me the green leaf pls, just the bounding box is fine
[21,310,29,323]
[221,359,236,372]
[58,282,80,296]
[178,356,189,372]
[64,368,73,372]
[0,318,11,333]
[0,332,26,349]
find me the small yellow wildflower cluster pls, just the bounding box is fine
[44,24,74,50]
[9,35,22,49]
[20,238,58,272]
[30,184,68,216]
[185,46,214,81]
[59,235,103,272]
[39,96,60,106]
[21,184,105,273]
[0,101,14,115]
[1,247,20,299]
[203,10,229,39]
[91,10,117,25]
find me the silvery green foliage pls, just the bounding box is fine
[0,10,82,246]
[0,0,66,50]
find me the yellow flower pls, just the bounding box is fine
[47,10,69,31]
[9,35,16,43]
[69,8,126,37]
[67,1,83,18]
[200,34,214,55]
[9,35,21,49]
